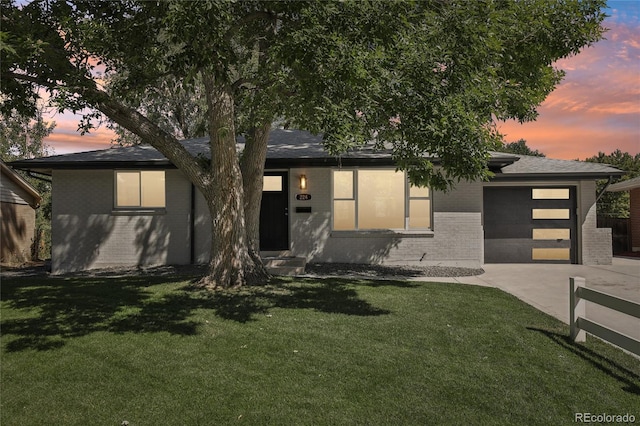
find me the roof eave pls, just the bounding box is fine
[490,171,625,181]
[0,162,43,207]
[10,160,176,174]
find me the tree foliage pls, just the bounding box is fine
[0,108,54,161]
[585,150,640,218]
[497,138,546,157]
[107,75,208,146]
[1,0,607,287]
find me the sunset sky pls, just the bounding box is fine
[43,1,639,160]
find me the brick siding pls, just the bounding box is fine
[51,169,191,274]
[580,180,613,264]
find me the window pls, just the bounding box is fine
[115,171,165,208]
[332,169,431,231]
[263,175,283,192]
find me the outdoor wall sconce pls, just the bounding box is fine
[299,174,307,190]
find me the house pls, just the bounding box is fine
[606,176,640,253]
[1,160,42,263]
[10,129,624,274]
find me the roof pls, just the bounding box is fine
[491,154,624,180]
[0,160,42,208]
[9,128,623,180]
[607,176,640,192]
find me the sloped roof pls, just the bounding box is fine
[607,176,640,192]
[10,128,623,179]
[0,160,42,208]
[492,154,624,180]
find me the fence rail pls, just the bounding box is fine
[569,276,640,356]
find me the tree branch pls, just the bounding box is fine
[5,71,210,189]
[224,11,278,44]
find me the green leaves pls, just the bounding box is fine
[0,0,607,190]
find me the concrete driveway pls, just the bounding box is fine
[421,257,640,341]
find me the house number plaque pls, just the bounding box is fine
[296,194,312,201]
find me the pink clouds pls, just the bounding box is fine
[43,110,115,155]
[498,17,640,160]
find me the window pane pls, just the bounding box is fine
[333,170,354,199]
[263,175,283,192]
[532,229,570,240]
[532,209,570,219]
[409,199,431,229]
[532,248,570,260]
[116,172,140,207]
[532,188,570,199]
[334,200,355,230]
[358,170,404,229]
[410,185,429,198]
[141,171,166,207]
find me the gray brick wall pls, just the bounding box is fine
[580,180,613,264]
[288,168,483,267]
[51,169,191,273]
[51,167,610,271]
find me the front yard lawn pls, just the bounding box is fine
[1,274,638,425]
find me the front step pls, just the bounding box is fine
[262,256,306,276]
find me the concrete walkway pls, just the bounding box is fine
[417,257,640,340]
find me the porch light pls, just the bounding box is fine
[299,174,307,190]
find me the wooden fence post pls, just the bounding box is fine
[570,277,586,342]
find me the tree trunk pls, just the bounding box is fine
[79,77,269,289]
[240,122,271,255]
[200,75,269,289]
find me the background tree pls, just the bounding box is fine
[107,75,208,146]
[1,0,607,288]
[0,107,55,260]
[585,150,640,218]
[496,138,546,157]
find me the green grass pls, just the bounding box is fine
[1,274,638,426]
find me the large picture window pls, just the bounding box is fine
[115,171,166,208]
[332,169,431,231]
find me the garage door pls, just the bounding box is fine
[484,187,577,263]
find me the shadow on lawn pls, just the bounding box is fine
[1,275,398,352]
[527,327,640,395]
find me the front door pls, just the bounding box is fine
[260,171,289,251]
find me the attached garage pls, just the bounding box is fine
[484,186,577,263]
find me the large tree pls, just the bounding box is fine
[497,139,546,157]
[1,0,606,288]
[585,150,640,218]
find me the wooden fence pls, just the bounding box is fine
[569,277,640,356]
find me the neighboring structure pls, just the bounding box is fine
[1,160,42,263]
[607,176,640,253]
[11,129,624,274]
